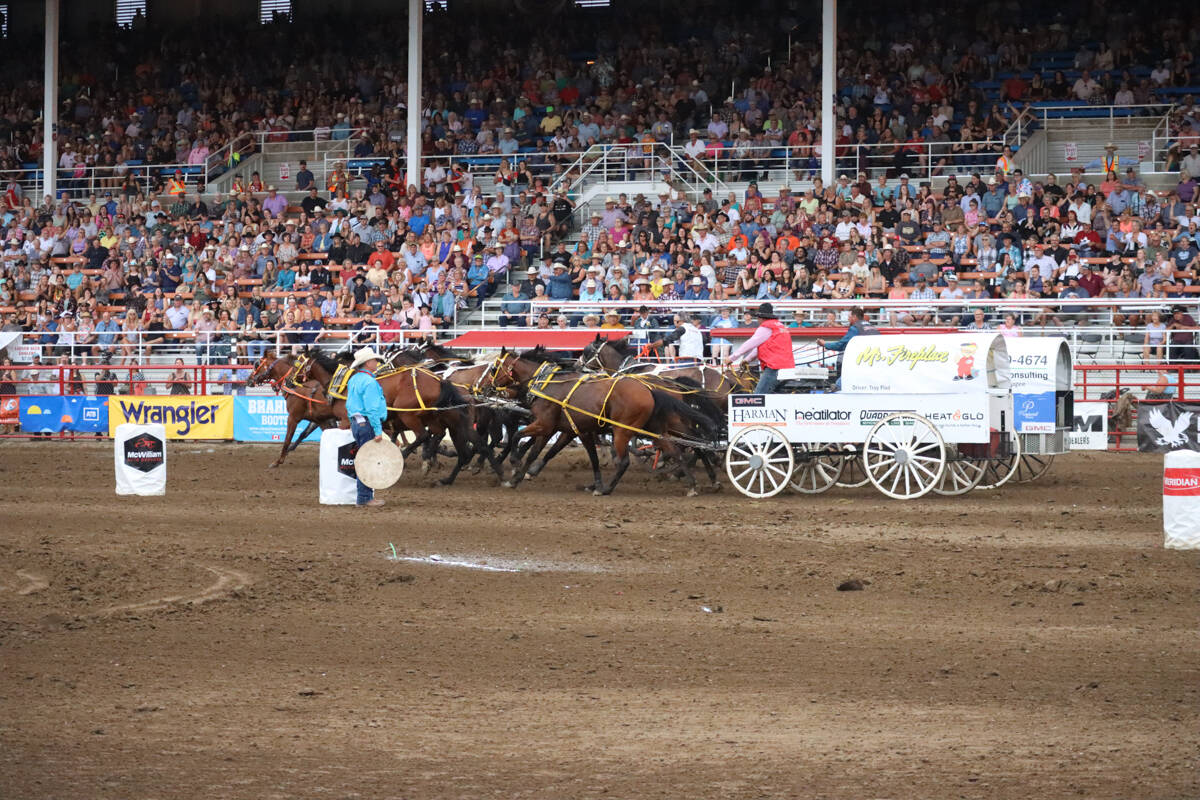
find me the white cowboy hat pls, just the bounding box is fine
[351,347,382,370]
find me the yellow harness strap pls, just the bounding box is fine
[527,366,660,439]
[379,365,443,413]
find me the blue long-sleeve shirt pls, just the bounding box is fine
[346,370,387,436]
[823,321,863,352]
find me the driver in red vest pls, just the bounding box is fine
[724,302,795,392]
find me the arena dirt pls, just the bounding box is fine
[0,442,1197,799]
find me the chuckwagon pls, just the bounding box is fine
[725,333,1031,500]
[983,335,1075,486]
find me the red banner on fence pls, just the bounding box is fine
[0,396,18,425]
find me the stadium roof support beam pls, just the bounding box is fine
[820,0,835,186]
[406,0,422,194]
[43,0,59,202]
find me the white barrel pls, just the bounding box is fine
[319,428,359,505]
[114,423,167,496]
[1163,450,1200,549]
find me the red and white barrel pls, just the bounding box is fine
[1163,450,1200,549]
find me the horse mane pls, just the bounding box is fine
[422,341,473,363]
[516,346,575,367]
[605,337,636,356]
[308,349,343,374]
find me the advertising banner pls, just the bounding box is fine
[1013,392,1056,434]
[108,395,234,439]
[18,396,109,434]
[0,396,18,426]
[233,396,323,444]
[841,334,1008,394]
[319,428,359,504]
[1069,402,1109,450]
[114,423,167,496]
[1164,450,1200,549]
[728,393,996,444]
[1137,403,1200,453]
[20,396,67,433]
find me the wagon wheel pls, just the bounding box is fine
[1015,453,1055,483]
[977,430,1022,490]
[931,447,987,496]
[789,443,845,494]
[725,426,795,499]
[863,413,945,500]
[834,443,871,488]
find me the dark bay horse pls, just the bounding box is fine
[300,349,503,486]
[581,335,757,395]
[491,347,721,496]
[246,352,343,468]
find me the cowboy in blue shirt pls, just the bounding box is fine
[346,347,389,506]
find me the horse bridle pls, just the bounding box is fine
[479,353,515,394]
[581,340,610,373]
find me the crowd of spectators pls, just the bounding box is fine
[1,0,1199,372]
[1,1,1198,191]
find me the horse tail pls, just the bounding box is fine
[435,378,467,411]
[684,389,728,429]
[649,388,720,443]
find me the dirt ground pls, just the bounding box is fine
[0,441,1197,799]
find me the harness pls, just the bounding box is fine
[526,362,660,439]
[327,364,354,400]
[265,355,330,410]
[377,364,452,413]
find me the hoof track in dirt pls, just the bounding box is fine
[1,570,50,596]
[97,565,252,617]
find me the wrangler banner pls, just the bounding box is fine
[107,395,234,439]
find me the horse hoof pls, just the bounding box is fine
[686,488,700,497]
[420,463,431,475]
[501,480,515,489]
[592,489,605,497]
[438,477,454,486]
[470,464,484,475]
[710,482,723,492]
[267,462,280,470]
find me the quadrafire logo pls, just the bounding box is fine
[123,433,165,473]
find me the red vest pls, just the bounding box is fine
[756,319,795,369]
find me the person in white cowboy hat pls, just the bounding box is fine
[346,346,388,506]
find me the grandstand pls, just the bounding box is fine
[1,0,1200,405]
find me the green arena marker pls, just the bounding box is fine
[389,543,397,559]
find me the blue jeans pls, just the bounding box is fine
[754,368,779,393]
[350,415,376,504]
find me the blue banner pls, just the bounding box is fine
[20,396,66,433]
[20,396,110,433]
[1014,391,1057,434]
[233,395,323,444]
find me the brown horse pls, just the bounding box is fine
[300,349,502,486]
[491,347,721,495]
[246,352,344,469]
[580,335,756,395]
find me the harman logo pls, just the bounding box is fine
[732,395,766,407]
[794,409,852,422]
[123,433,165,473]
[337,440,360,479]
[731,407,786,424]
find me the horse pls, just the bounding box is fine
[491,347,721,496]
[580,335,757,395]
[246,352,343,469]
[299,349,504,486]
